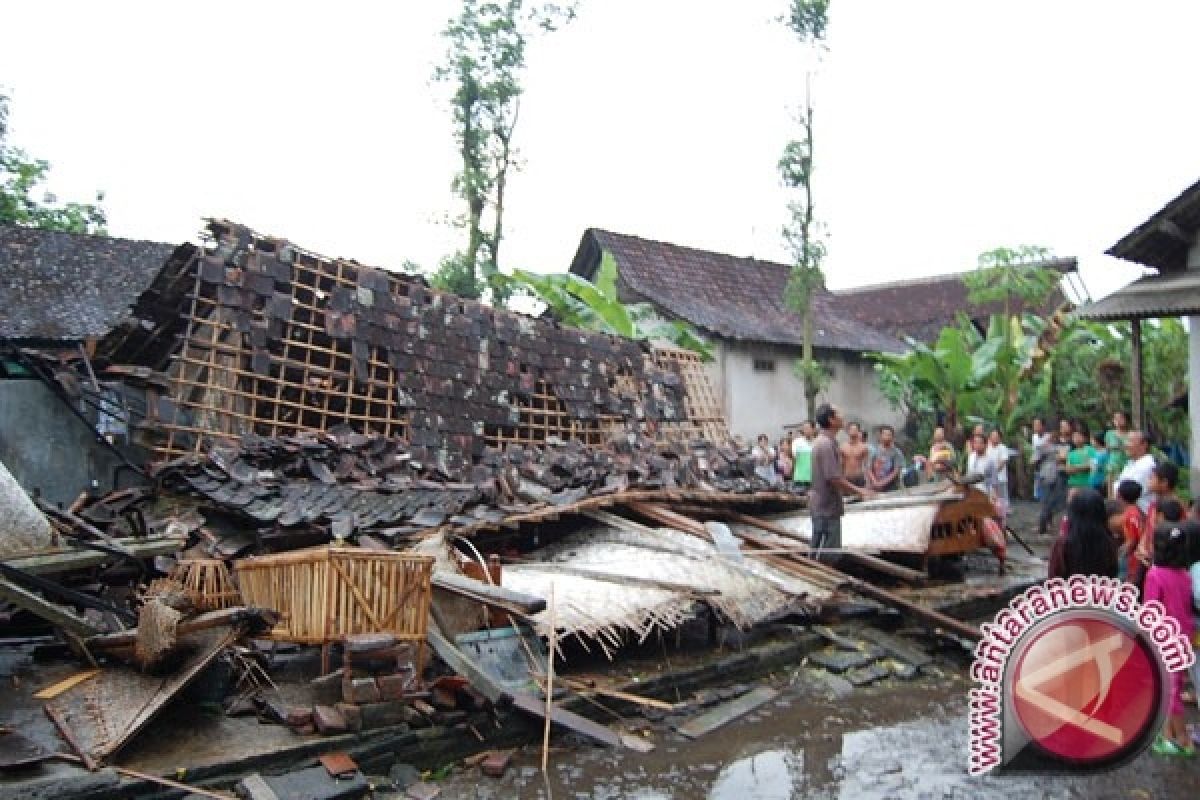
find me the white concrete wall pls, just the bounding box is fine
[708,339,904,440]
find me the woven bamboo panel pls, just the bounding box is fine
[652,345,729,444]
[235,547,433,645]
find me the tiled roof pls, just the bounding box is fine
[835,259,1077,343]
[1075,270,1200,321]
[0,224,179,341]
[571,229,905,353]
[1107,177,1200,272]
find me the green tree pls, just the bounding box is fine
[963,245,1061,320]
[0,91,106,234]
[780,0,831,421]
[499,251,714,359]
[430,0,574,301]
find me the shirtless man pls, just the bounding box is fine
[840,421,869,487]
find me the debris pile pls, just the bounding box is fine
[150,428,800,546]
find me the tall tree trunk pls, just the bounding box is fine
[803,307,817,421]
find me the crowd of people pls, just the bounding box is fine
[751,409,1200,756]
[1038,412,1199,757]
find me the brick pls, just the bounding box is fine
[335,702,363,732]
[377,673,409,701]
[312,704,347,735]
[343,677,381,705]
[429,686,457,710]
[284,707,313,727]
[480,750,511,778]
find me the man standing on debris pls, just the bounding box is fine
[811,403,876,556]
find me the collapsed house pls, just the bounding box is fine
[0,220,1000,790]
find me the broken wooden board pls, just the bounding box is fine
[432,572,546,614]
[0,577,98,638]
[675,686,780,739]
[509,690,622,748]
[45,626,239,763]
[3,536,183,576]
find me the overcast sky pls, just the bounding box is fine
[3,0,1195,300]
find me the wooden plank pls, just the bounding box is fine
[509,689,622,748]
[45,705,98,771]
[509,564,720,596]
[33,669,100,700]
[3,537,182,576]
[433,572,547,613]
[675,687,779,739]
[0,578,98,638]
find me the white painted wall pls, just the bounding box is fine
[708,339,904,440]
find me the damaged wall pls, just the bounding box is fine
[99,220,710,466]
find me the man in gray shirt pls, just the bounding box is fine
[810,403,876,555]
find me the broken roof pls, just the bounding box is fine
[835,259,1077,343]
[570,229,905,353]
[1107,177,1200,272]
[0,224,180,342]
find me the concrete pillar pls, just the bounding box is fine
[1186,240,1200,496]
[1190,317,1200,497]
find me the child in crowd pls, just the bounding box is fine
[1136,462,1180,576]
[1105,499,1126,572]
[1115,480,1144,584]
[1145,522,1196,756]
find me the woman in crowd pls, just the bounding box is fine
[1047,488,1118,579]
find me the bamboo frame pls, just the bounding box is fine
[170,558,241,611]
[235,547,434,673]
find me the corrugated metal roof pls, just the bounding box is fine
[1106,177,1200,272]
[1074,270,1200,321]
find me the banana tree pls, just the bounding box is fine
[871,322,996,445]
[497,251,714,360]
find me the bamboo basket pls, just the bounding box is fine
[170,558,242,611]
[234,546,434,672]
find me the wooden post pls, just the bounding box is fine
[1131,318,1144,432]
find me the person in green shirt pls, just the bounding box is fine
[791,420,815,487]
[1089,431,1110,492]
[1065,427,1096,496]
[1105,411,1130,489]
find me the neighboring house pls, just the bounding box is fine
[1077,176,1200,493]
[568,229,909,438]
[0,224,184,503]
[836,259,1079,344]
[569,230,1080,440]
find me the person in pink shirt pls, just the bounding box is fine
[1144,522,1196,756]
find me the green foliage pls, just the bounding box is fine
[434,0,574,302]
[0,92,106,234]
[875,300,1191,450]
[498,250,714,360]
[786,0,830,45]
[963,245,1060,314]
[429,251,484,299]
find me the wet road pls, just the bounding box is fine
[433,667,1200,799]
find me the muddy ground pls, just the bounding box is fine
[426,502,1200,799]
[430,666,1199,799]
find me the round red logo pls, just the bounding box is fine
[1008,613,1163,766]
